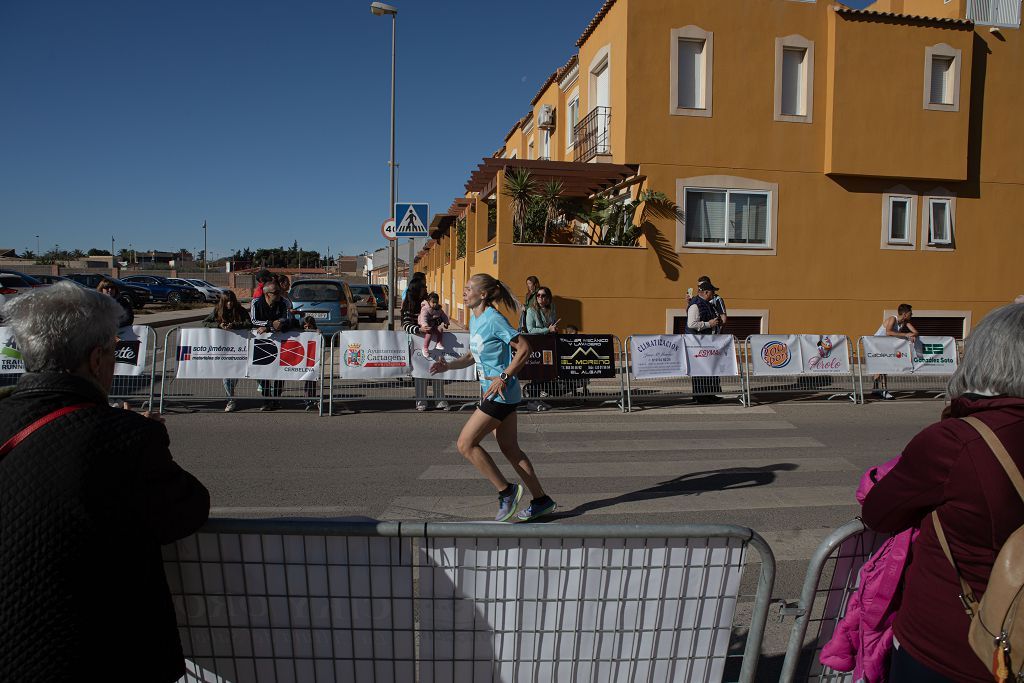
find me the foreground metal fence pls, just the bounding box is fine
[109,326,159,409]
[778,520,888,683]
[167,519,776,683]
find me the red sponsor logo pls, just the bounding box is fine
[693,349,725,358]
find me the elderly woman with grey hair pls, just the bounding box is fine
[0,282,209,682]
[861,303,1024,682]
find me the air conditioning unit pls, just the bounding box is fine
[538,104,556,130]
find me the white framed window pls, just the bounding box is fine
[566,91,579,152]
[926,197,954,245]
[683,188,770,247]
[670,26,713,117]
[887,196,913,243]
[774,35,814,123]
[923,44,961,112]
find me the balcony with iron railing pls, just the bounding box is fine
[573,106,611,163]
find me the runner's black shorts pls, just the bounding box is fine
[478,397,519,421]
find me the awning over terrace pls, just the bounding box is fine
[464,158,638,199]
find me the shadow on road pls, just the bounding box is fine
[541,463,799,521]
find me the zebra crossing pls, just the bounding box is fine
[380,405,866,565]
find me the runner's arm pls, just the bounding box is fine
[442,351,476,371]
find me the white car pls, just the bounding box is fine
[166,278,220,303]
[185,278,230,302]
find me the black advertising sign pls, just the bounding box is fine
[517,334,558,381]
[556,335,616,378]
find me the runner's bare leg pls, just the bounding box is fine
[494,411,546,499]
[456,409,508,491]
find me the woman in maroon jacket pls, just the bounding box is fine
[862,303,1024,682]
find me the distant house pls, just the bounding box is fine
[0,249,17,258]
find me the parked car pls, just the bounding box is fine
[185,278,230,297]
[166,277,219,303]
[287,279,359,337]
[0,270,44,312]
[120,274,202,304]
[347,284,379,320]
[64,273,152,309]
[368,284,389,310]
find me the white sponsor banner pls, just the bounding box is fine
[419,538,745,682]
[798,334,851,375]
[247,331,322,381]
[683,335,739,377]
[912,336,958,375]
[175,328,251,379]
[410,331,476,381]
[630,334,687,379]
[749,335,802,376]
[338,330,410,378]
[861,336,913,374]
[114,325,150,376]
[0,326,25,374]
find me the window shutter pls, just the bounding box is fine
[728,192,768,244]
[930,56,953,105]
[686,190,726,243]
[911,316,965,339]
[781,47,805,116]
[677,39,704,109]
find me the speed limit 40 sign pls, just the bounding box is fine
[381,219,397,241]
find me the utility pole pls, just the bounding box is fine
[202,220,208,280]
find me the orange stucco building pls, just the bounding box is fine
[419,0,1022,342]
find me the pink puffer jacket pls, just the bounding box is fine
[818,457,918,682]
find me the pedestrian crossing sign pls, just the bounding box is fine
[394,203,429,237]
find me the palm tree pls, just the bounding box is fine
[502,168,536,242]
[538,180,564,244]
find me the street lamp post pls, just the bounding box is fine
[202,220,208,280]
[371,1,398,328]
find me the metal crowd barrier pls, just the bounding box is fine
[159,327,328,416]
[624,335,748,412]
[742,337,857,406]
[327,332,481,414]
[166,519,775,683]
[521,335,628,413]
[109,325,159,410]
[777,520,888,683]
[855,337,957,404]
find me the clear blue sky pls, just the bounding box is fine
[0,0,873,260]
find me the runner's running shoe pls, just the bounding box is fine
[495,483,523,522]
[517,496,557,522]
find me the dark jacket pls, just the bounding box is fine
[0,373,210,682]
[402,299,423,335]
[116,296,134,328]
[249,294,293,331]
[862,395,1024,682]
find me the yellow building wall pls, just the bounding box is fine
[577,0,630,164]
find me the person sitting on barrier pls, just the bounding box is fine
[687,280,724,403]
[402,281,447,411]
[301,315,320,412]
[524,286,560,411]
[429,273,557,522]
[250,282,293,411]
[418,292,450,358]
[203,291,252,413]
[861,303,1024,683]
[872,303,919,401]
[96,277,133,328]
[0,281,210,682]
[697,275,727,333]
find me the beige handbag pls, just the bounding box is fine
[932,416,1024,683]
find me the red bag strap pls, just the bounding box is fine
[0,403,94,458]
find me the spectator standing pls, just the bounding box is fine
[250,282,294,411]
[872,303,919,400]
[519,275,541,331]
[430,274,557,522]
[401,281,448,411]
[524,286,560,411]
[96,277,133,328]
[697,275,727,333]
[862,303,1024,682]
[252,269,274,300]
[202,291,252,412]
[686,280,724,403]
[418,292,451,357]
[0,282,210,682]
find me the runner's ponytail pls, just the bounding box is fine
[472,274,521,313]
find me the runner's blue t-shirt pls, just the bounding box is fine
[469,306,521,404]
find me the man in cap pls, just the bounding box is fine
[686,279,724,402]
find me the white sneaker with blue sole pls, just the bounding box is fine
[495,483,523,522]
